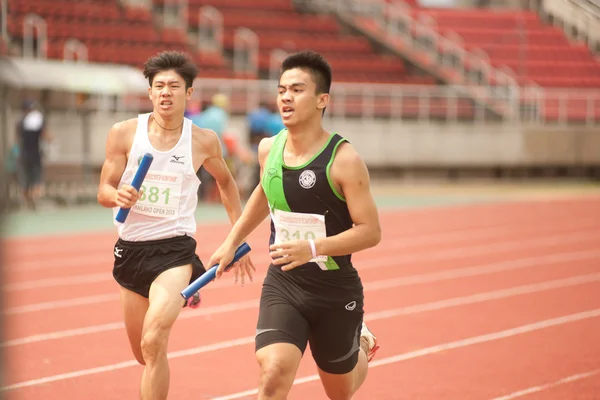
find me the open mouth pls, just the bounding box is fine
[160,100,173,107]
[281,106,294,117]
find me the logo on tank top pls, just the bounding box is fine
[170,155,185,165]
[299,170,316,189]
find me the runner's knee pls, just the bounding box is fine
[257,356,294,397]
[140,327,169,363]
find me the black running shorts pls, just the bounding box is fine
[255,266,365,375]
[112,235,206,298]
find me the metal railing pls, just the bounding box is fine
[297,0,529,121]
[269,49,288,81]
[184,78,600,126]
[5,2,599,126]
[1,0,7,45]
[22,13,47,59]
[197,5,223,54]
[527,0,600,53]
[233,27,259,78]
[63,38,88,63]
[162,0,188,31]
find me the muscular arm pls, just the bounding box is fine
[209,137,273,277]
[201,131,244,226]
[220,137,272,248]
[97,122,130,208]
[315,143,381,256]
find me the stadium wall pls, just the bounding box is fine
[2,106,598,180]
[36,113,600,176]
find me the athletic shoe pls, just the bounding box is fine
[183,291,201,309]
[360,322,380,362]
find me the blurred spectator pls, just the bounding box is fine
[195,93,230,153]
[184,97,202,119]
[265,103,286,137]
[246,103,286,189]
[192,93,230,202]
[16,100,52,210]
[247,102,270,152]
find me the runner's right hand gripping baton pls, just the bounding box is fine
[180,242,252,300]
[115,153,153,223]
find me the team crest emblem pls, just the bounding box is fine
[299,170,316,189]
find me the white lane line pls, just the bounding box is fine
[210,309,600,400]
[1,300,259,347]
[3,249,599,345]
[5,215,595,272]
[6,244,600,317]
[4,229,600,292]
[3,294,120,315]
[2,275,600,390]
[364,249,600,291]
[3,273,109,292]
[489,369,600,400]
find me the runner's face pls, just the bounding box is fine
[277,68,328,127]
[148,70,193,118]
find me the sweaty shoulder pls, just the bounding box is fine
[191,124,221,156]
[107,117,137,154]
[330,141,367,182]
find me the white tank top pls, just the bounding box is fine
[113,113,201,241]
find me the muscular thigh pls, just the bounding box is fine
[255,269,310,354]
[144,264,193,334]
[307,278,365,375]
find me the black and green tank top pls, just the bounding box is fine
[262,130,354,274]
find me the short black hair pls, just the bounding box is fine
[280,51,332,95]
[143,51,199,89]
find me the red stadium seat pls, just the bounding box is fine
[412,7,600,88]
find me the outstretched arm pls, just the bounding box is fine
[210,137,274,279]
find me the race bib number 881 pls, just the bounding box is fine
[132,171,182,218]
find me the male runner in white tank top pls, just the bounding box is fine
[97,51,254,400]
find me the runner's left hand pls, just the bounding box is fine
[269,240,313,271]
[233,254,255,286]
[209,242,255,286]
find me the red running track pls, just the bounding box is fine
[1,196,600,399]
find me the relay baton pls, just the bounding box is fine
[180,242,252,300]
[115,153,154,223]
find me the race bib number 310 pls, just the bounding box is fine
[273,209,328,263]
[132,171,182,218]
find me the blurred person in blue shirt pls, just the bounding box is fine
[194,93,229,156]
[247,102,270,152]
[192,93,230,202]
[247,102,285,188]
[265,107,286,137]
[184,97,201,119]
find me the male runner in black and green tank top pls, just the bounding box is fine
[207,51,381,399]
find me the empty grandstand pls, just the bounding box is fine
[1,0,599,208]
